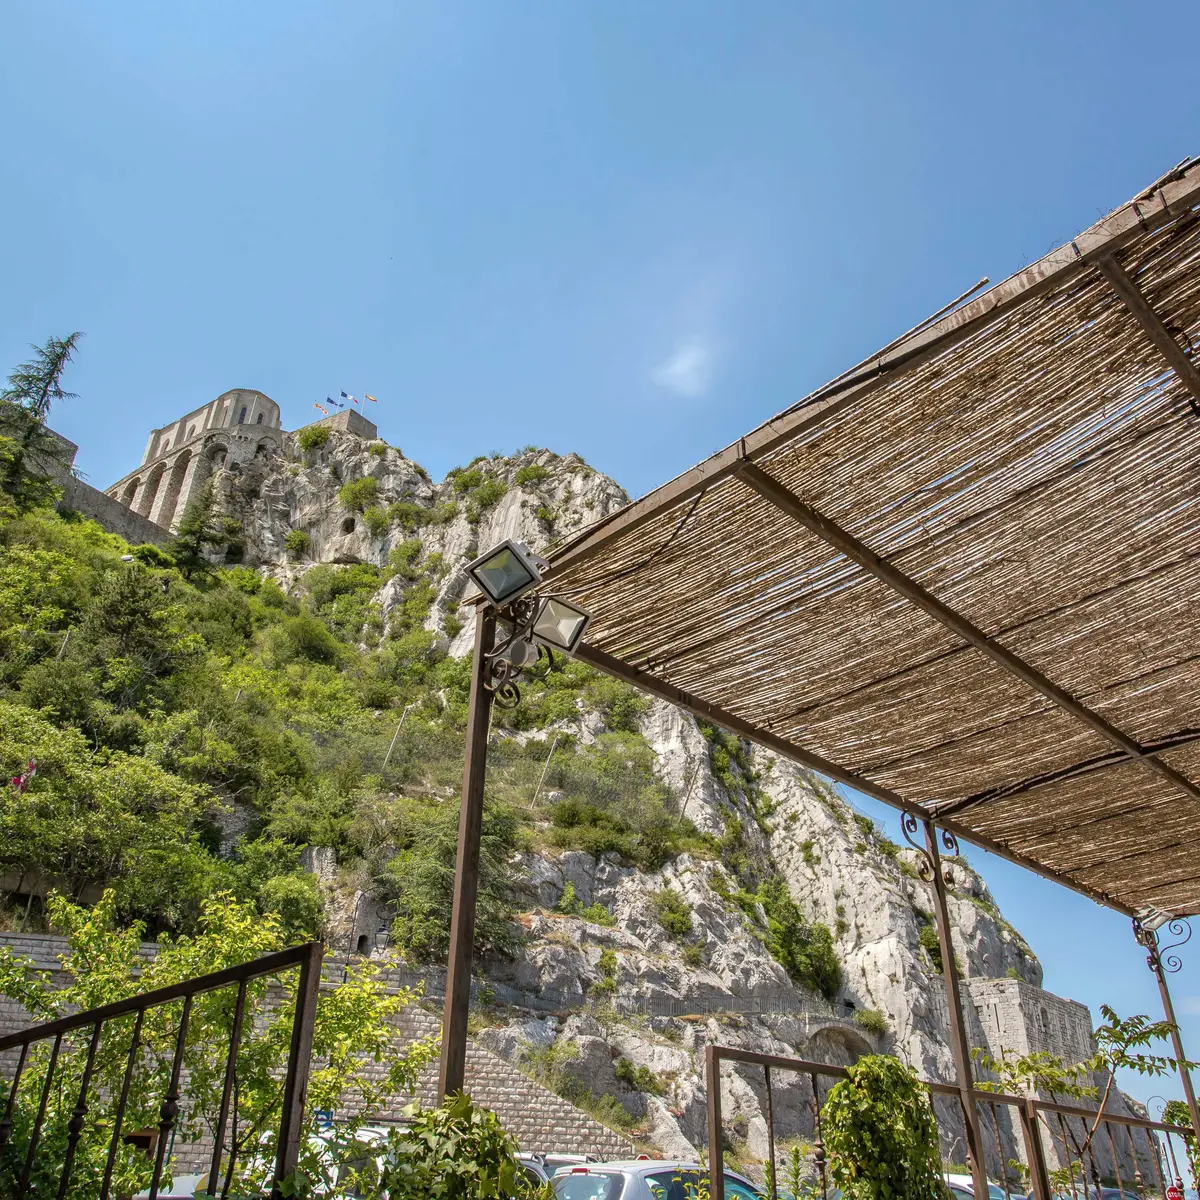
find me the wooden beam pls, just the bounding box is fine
[735,461,1200,811]
[545,164,1200,580]
[573,640,1136,915]
[934,729,1200,819]
[1094,254,1200,407]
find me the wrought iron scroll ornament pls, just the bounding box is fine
[901,812,959,887]
[1134,916,1192,974]
[482,595,558,709]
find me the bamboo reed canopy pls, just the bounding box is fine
[544,159,1200,918]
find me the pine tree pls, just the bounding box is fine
[0,333,83,511]
[171,477,228,578]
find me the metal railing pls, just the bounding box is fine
[704,1045,1192,1200]
[0,942,323,1200]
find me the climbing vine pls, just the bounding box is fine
[822,1055,943,1200]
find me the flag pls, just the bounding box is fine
[365,394,377,403]
[341,391,359,405]
[314,402,329,415]
[327,395,344,408]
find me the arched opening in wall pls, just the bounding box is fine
[238,406,248,423]
[157,450,193,530]
[342,517,356,533]
[137,462,166,517]
[256,413,264,424]
[187,424,197,440]
[120,477,140,507]
[255,441,269,459]
[356,934,369,955]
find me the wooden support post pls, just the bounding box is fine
[707,1044,726,1200]
[1020,1100,1053,1200]
[438,608,495,1100]
[1094,255,1200,410]
[925,819,989,1200]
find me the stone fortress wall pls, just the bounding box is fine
[96,389,380,537]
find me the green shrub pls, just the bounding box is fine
[388,539,424,580]
[466,477,508,522]
[822,1056,943,1200]
[535,506,556,522]
[854,1008,888,1035]
[682,942,705,967]
[652,888,693,939]
[579,902,614,926]
[284,529,310,559]
[362,505,389,537]
[917,923,943,973]
[257,872,325,941]
[429,500,458,524]
[515,464,551,487]
[451,467,484,493]
[443,612,463,640]
[757,877,842,1000]
[297,424,330,451]
[338,476,380,512]
[367,442,387,457]
[592,947,618,996]
[614,1057,664,1095]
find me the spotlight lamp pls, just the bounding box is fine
[1137,905,1174,933]
[465,540,546,607]
[466,541,592,708]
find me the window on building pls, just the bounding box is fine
[256,412,264,424]
[187,425,196,439]
[238,406,248,423]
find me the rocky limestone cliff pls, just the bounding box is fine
[204,423,1065,1166]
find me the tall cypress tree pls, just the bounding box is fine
[0,332,83,510]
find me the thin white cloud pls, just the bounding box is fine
[652,340,714,398]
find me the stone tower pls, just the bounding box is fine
[105,389,283,532]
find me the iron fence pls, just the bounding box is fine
[705,1044,1192,1200]
[0,942,322,1200]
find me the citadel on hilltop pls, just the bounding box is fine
[101,388,376,533]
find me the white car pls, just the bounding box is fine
[552,1159,765,1199]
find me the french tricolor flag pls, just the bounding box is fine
[341,391,359,405]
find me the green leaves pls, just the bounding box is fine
[823,1055,944,1200]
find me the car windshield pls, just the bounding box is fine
[553,1172,624,1200]
[645,1170,764,1200]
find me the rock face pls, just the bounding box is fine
[192,420,1112,1172]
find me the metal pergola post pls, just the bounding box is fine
[438,606,495,1100]
[1136,921,1200,1147]
[923,818,989,1200]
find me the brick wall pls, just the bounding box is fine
[0,933,632,1174]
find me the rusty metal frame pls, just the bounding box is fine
[705,1043,1189,1200]
[0,941,323,1200]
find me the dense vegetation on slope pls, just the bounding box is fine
[0,336,841,1003]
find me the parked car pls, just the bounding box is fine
[552,1159,765,1199]
[944,1173,1015,1200]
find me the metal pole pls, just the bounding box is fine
[438,608,495,1100]
[706,1044,726,1200]
[924,819,989,1200]
[530,732,559,808]
[382,703,415,769]
[1136,921,1200,1144]
[1019,1099,1053,1200]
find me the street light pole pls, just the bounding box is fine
[1134,918,1200,1145]
[438,607,495,1100]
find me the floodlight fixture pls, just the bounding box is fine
[465,539,545,607]
[532,595,592,655]
[1137,905,1173,933]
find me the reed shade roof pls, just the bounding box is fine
[544,161,1200,918]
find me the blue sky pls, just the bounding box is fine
[3,0,1200,1139]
